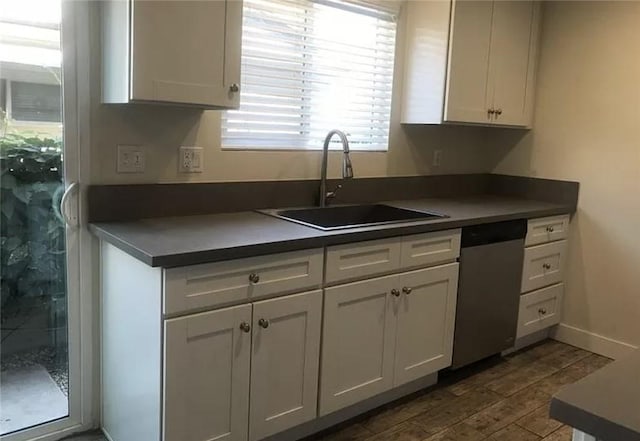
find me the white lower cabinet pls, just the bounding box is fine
[320,275,398,415]
[104,230,463,441]
[393,264,459,386]
[516,215,571,342]
[517,283,563,339]
[164,304,252,441]
[163,291,322,441]
[249,291,322,441]
[319,263,459,416]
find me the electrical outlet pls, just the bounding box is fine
[432,149,442,167]
[179,146,204,173]
[117,145,145,173]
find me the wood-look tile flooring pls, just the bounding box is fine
[62,340,610,441]
[307,340,611,441]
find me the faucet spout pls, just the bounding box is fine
[319,130,354,207]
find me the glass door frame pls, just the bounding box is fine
[2,0,95,440]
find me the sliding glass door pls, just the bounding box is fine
[1,1,87,439]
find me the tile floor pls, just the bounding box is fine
[307,340,611,441]
[62,340,611,441]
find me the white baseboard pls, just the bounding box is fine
[552,323,638,360]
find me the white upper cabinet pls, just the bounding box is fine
[402,0,541,127]
[101,0,243,108]
[445,1,494,125]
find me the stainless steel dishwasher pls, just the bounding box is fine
[451,220,527,369]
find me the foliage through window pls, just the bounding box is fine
[222,0,398,151]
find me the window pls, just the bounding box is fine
[10,81,62,122]
[222,0,398,151]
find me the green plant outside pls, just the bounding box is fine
[0,132,66,324]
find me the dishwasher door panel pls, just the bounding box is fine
[451,238,524,369]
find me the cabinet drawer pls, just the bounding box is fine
[164,249,323,315]
[325,238,401,285]
[400,229,461,269]
[526,215,570,246]
[521,240,567,293]
[517,283,563,339]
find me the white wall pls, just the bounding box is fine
[490,1,640,354]
[88,2,493,185]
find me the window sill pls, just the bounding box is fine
[221,146,389,153]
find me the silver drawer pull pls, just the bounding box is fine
[391,289,401,297]
[239,322,251,333]
[402,287,412,295]
[258,318,270,329]
[538,308,547,315]
[542,263,551,270]
[229,83,240,93]
[546,226,555,233]
[249,273,260,284]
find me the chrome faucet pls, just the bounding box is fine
[319,130,354,207]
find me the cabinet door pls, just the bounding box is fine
[489,1,539,126]
[445,0,494,124]
[249,291,322,441]
[130,0,242,108]
[164,304,251,441]
[393,263,459,386]
[319,275,397,416]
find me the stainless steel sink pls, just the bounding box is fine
[261,204,447,231]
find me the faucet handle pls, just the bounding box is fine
[326,184,343,201]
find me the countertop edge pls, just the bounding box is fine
[89,223,156,267]
[550,397,640,441]
[90,204,574,268]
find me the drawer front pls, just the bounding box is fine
[164,249,324,315]
[517,283,563,339]
[400,229,461,269]
[521,240,567,293]
[325,237,401,284]
[526,215,570,246]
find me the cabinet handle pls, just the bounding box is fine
[487,108,495,119]
[258,318,270,329]
[391,289,401,297]
[402,287,412,295]
[538,308,547,315]
[229,83,240,93]
[495,108,503,116]
[239,322,251,333]
[542,263,551,270]
[249,273,260,284]
[546,226,555,233]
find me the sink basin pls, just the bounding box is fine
[262,204,447,231]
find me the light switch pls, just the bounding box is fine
[117,145,145,173]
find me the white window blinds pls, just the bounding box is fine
[221,0,398,151]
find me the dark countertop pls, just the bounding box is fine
[550,350,640,441]
[89,195,573,268]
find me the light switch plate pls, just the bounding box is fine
[117,145,145,173]
[179,146,204,173]
[432,150,442,167]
